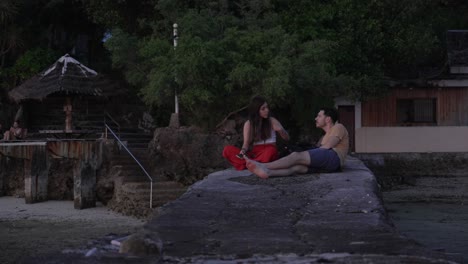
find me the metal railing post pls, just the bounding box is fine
[104,123,153,209]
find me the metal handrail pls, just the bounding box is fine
[104,111,121,139]
[104,123,153,208]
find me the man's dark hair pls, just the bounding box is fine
[321,107,339,123]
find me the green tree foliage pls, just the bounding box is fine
[10,48,59,83]
[84,0,158,35]
[1,0,466,133]
[99,1,339,129]
[89,0,468,131]
[1,0,110,124]
[1,0,110,92]
[0,0,21,68]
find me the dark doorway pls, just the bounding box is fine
[338,106,355,152]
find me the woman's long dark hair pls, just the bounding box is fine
[248,95,272,144]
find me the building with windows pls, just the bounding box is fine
[335,30,468,153]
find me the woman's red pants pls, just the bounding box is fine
[222,144,279,170]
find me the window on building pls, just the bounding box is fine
[397,98,436,124]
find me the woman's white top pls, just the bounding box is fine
[253,129,276,145]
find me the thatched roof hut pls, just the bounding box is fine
[6,54,125,134]
[8,54,119,102]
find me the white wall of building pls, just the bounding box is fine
[355,127,468,153]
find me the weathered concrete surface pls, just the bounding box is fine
[16,157,458,263]
[73,160,97,209]
[24,146,49,203]
[136,156,452,262]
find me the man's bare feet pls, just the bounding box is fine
[245,158,269,179]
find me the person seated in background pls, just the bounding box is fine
[222,95,289,170]
[3,120,27,140]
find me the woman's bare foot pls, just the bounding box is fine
[245,158,269,179]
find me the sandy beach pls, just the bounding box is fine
[0,197,145,264]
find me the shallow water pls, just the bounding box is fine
[385,202,468,263]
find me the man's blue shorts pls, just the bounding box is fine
[307,148,340,173]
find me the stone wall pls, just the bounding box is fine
[148,126,236,184]
[0,157,25,197]
[0,156,74,199]
[354,153,468,190]
[0,140,116,204]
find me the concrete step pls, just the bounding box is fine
[119,175,147,180]
[119,172,150,178]
[128,189,187,198]
[112,153,149,160]
[109,134,153,141]
[110,128,152,134]
[127,143,149,149]
[111,157,149,165]
[125,192,187,206]
[121,138,152,143]
[111,166,149,173]
[113,151,149,159]
[134,192,187,203]
[111,161,150,168]
[122,181,186,190]
[113,143,150,152]
[118,162,150,168]
[120,175,153,183]
[126,148,150,154]
[118,181,188,209]
[120,175,174,183]
[118,131,153,137]
[112,153,149,159]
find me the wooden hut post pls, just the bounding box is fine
[64,97,73,132]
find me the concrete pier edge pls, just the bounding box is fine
[18,156,458,263]
[127,156,454,263]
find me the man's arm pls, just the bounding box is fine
[320,124,346,149]
[271,117,289,141]
[319,136,340,149]
[316,136,323,147]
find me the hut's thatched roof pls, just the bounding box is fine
[8,54,120,102]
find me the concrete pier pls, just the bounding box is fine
[130,156,453,262]
[16,156,458,263]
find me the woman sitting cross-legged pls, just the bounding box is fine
[222,95,289,170]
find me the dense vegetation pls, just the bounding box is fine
[1,0,468,134]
